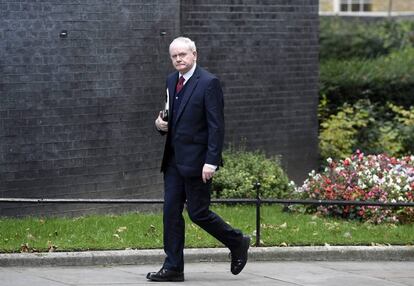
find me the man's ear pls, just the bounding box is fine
[193,51,198,61]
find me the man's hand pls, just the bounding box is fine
[155,111,168,132]
[202,164,216,183]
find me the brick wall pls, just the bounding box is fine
[0,0,180,216]
[0,0,319,216]
[181,0,320,182]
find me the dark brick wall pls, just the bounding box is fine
[0,0,319,216]
[181,0,320,182]
[0,0,180,216]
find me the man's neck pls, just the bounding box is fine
[180,63,197,81]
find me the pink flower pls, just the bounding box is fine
[297,151,414,224]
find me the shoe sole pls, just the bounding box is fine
[149,277,184,282]
[147,272,184,282]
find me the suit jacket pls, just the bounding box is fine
[160,66,224,177]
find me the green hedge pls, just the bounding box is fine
[212,148,294,199]
[320,47,414,119]
[320,17,414,60]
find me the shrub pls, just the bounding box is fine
[320,48,414,118]
[319,100,414,161]
[319,18,414,135]
[389,103,414,154]
[212,148,294,199]
[296,151,414,224]
[320,17,414,60]
[319,100,374,160]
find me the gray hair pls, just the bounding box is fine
[169,37,197,53]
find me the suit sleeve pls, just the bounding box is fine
[204,78,224,166]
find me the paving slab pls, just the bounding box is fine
[1,261,413,286]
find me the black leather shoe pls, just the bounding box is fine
[230,235,251,275]
[146,268,184,282]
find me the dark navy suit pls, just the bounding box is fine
[159,66,243,272]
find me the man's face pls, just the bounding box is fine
[169,42,197,74]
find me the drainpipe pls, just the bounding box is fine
[333,0,340,14]
[388,0,393,18]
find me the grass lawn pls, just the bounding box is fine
[0,205,413,253]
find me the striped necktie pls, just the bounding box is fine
[175,76,185,93]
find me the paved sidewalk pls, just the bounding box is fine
[2,261,414,286]
[1,246,413,285]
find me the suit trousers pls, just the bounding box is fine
[162,155,243,272]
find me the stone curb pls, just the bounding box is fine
[1,246,413,267]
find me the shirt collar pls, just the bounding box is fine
[179,63,197,84]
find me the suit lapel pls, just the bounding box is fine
[174,67,200,124]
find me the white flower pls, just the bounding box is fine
[358,180,367,189]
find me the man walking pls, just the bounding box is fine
[147,37,250,282]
